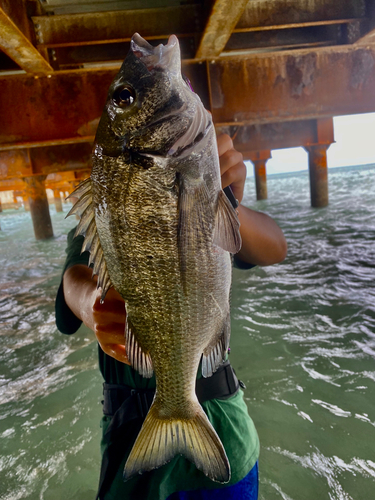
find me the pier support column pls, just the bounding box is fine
[304,144,330,208]
[246,150,271,200]
[54,190,63,212]
[24,175,53,240]
[23,197,30,211]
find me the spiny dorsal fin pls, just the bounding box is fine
[213,190,242,254]
[125,314,153,378]
[66,178,113,302]
[201,311,230,378]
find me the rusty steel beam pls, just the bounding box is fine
[233,18,363,34]
[0,45,374,148]
[217,118,334,153]
[0,144,93,180]
[0,0,42,43]
[0,6,53,75]
[236,0,366,29]
[195,0,249,58]
[207,45,375,125]
[0,68,116,145]
[0,178,26,191]
[0,136,95,152]
[32,5,203,48]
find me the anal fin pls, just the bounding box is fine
[202,312,230,378]
[125,314,153,378]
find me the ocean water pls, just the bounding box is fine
[0,165,375,499]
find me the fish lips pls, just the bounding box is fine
[130,33,181,75]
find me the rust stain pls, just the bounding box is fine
[286,52,317,98]
[350,48,375,89]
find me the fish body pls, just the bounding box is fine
[68,34,241,483]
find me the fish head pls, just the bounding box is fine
[95,33,211,157]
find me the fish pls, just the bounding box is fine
[67,33,242,484]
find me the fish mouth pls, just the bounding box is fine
[131,33,180,72]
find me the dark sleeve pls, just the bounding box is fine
[233,254,256,270]
[55,228,90,335]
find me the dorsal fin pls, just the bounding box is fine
[66,178,113,302]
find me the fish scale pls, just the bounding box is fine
[68,33,241,483]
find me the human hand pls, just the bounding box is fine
[217,134,247,204]
[63,264,130,365]
[88,285,130,365]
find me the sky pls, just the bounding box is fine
[246,112,375,176]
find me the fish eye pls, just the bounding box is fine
[114,86,135,107]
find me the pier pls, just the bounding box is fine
[1,0,375,238]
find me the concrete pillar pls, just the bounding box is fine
[54,189,63,212]
[246,150,271,201]
[0,199,2,213]
[305,144,330,208]
[23,197,30,211]
[24,176,54,240]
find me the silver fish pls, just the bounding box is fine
[68,33,241,483]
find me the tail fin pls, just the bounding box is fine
[123,402,230,483]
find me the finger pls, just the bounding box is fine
[219,149,244,177]
[217,134,233,157]
[92,289,126,324]
[221,161,247,203]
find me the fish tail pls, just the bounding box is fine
[123,401,230,484]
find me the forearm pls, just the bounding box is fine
[63,265,97,330]
[236,205,287,266]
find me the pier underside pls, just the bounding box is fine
[1,0,375,237]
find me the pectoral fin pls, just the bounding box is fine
[213,190,242,254]
[66,178,113,301]
[178,177,214,288]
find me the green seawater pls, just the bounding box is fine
[0,165,375,499]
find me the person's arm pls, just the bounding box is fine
[63,264,130,365]
[217,134,287,266]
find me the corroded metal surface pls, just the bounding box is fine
[217,117,334,153]
[0,6,53,74]
[0,144,92,180]
[0,69,116,144]
[195,0,249,58]
[207,45,375,125]
[32,5,203,46]
[236,0,366,29]
[0,45,373,149]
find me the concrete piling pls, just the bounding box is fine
[54,189,63,212]
[245,150,271,201]
[305,144,330,208]
[24,175,53,240]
